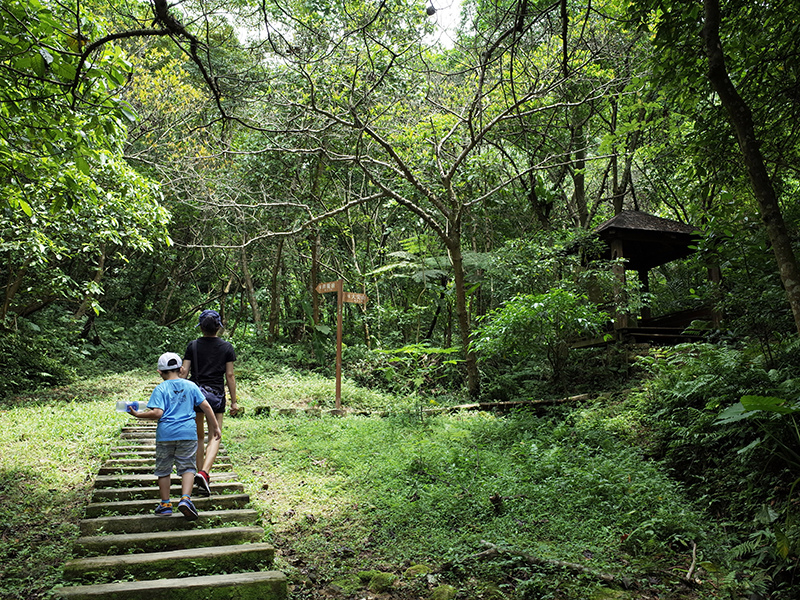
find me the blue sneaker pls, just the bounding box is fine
[154,501,172,516]
[178,495,199,521]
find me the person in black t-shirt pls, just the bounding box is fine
[181,309,239,496]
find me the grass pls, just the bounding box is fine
[0,371,151,600]
[227,409,717,599]
[1,365,729,599]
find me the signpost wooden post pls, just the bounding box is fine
[315,279,368,409]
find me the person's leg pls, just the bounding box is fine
[201,412,224,473]
[180,471,194,497]
[154,442,175,515]
[194,412,223,496]
[195,412,205,470]
[175,440,199,520]
[178,471,199,520]
[155,476,173,515]
[158,475,171,499]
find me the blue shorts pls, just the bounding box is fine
[154,440,198,477]
[195,386,226,414]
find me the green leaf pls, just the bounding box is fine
[775,526,791,559]
[38,47,54,66]
[120,106,137,123]
[22,48,51,77]
[741,395,799,414]
[52,60,77,81]
[76,155,90,175]
[714,402,749,425]
[19,199,32,217]
[109,66,127,85]
[736,438,762,455]
[367,263,404,276]
[755,504,779,525]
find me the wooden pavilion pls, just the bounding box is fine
[578,210,716,346]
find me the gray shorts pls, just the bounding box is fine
[154,440,198,478]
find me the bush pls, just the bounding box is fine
[473,289,610,383]
[0,330,75,397]
[345,343,463,398]
[635,342,800,520]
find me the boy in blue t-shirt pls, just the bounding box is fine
[129,352,220,519]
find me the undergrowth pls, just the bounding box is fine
[0,372,144,600]
[227,409,716,599]
[3,344,799,599]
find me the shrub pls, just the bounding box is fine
[636,342,799,520]
[472,289,609,383]
[345,343,463,398]
[0,330,75,397]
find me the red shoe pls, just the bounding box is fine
[194,470,211,496]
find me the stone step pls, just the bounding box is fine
[111,441,226,450]
[111,445,157,453]
[110,451,156,458]
[120,432,157,439]
[53,570,287,600]
[102,457,230,466]
[62,542,276,582]
[93,472,237,489]
[118,427,222,436]
[52,422,287,600]
[74,525,265,556]
[84,494,250,517]
[109,448,229,458]
[98,463,232,475]
[80,507,258,534]
[116,438,224,447]
[104,458,159,466]
[91,482,244,502]
[113,441,157,448]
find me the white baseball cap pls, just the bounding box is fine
[157,352,182,371]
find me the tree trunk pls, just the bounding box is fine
[703,0,800,334]
[528,169,553,229]
[219,271,236,326]
[571,121,588,227]
[311,231,321,325]
[75,244,107,319]
[446,233,480,398]
[2,258,32,322]
[159,285,176,325]
[241,244,264,338]
[268,239,284,342]
[611,239,628,329]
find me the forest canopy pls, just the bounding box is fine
[4,0,798,378]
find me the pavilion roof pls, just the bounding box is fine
[592,210,701,271]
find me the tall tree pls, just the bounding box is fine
[629,0,800,334]
[225,0,643,395]
[701,0,800,334]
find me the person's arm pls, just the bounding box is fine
[180,359,191,379]
[128,406,164,420]
[198,400,221,440]
[225,361,238,416]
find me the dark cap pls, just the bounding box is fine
[197,309,222,329]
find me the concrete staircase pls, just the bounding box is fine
[54,424,287,600]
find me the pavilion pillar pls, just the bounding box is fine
[708,263,723,328]
[611,238,628,329]
[638,268,651,322]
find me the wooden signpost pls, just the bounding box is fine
[315,279,368,409]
